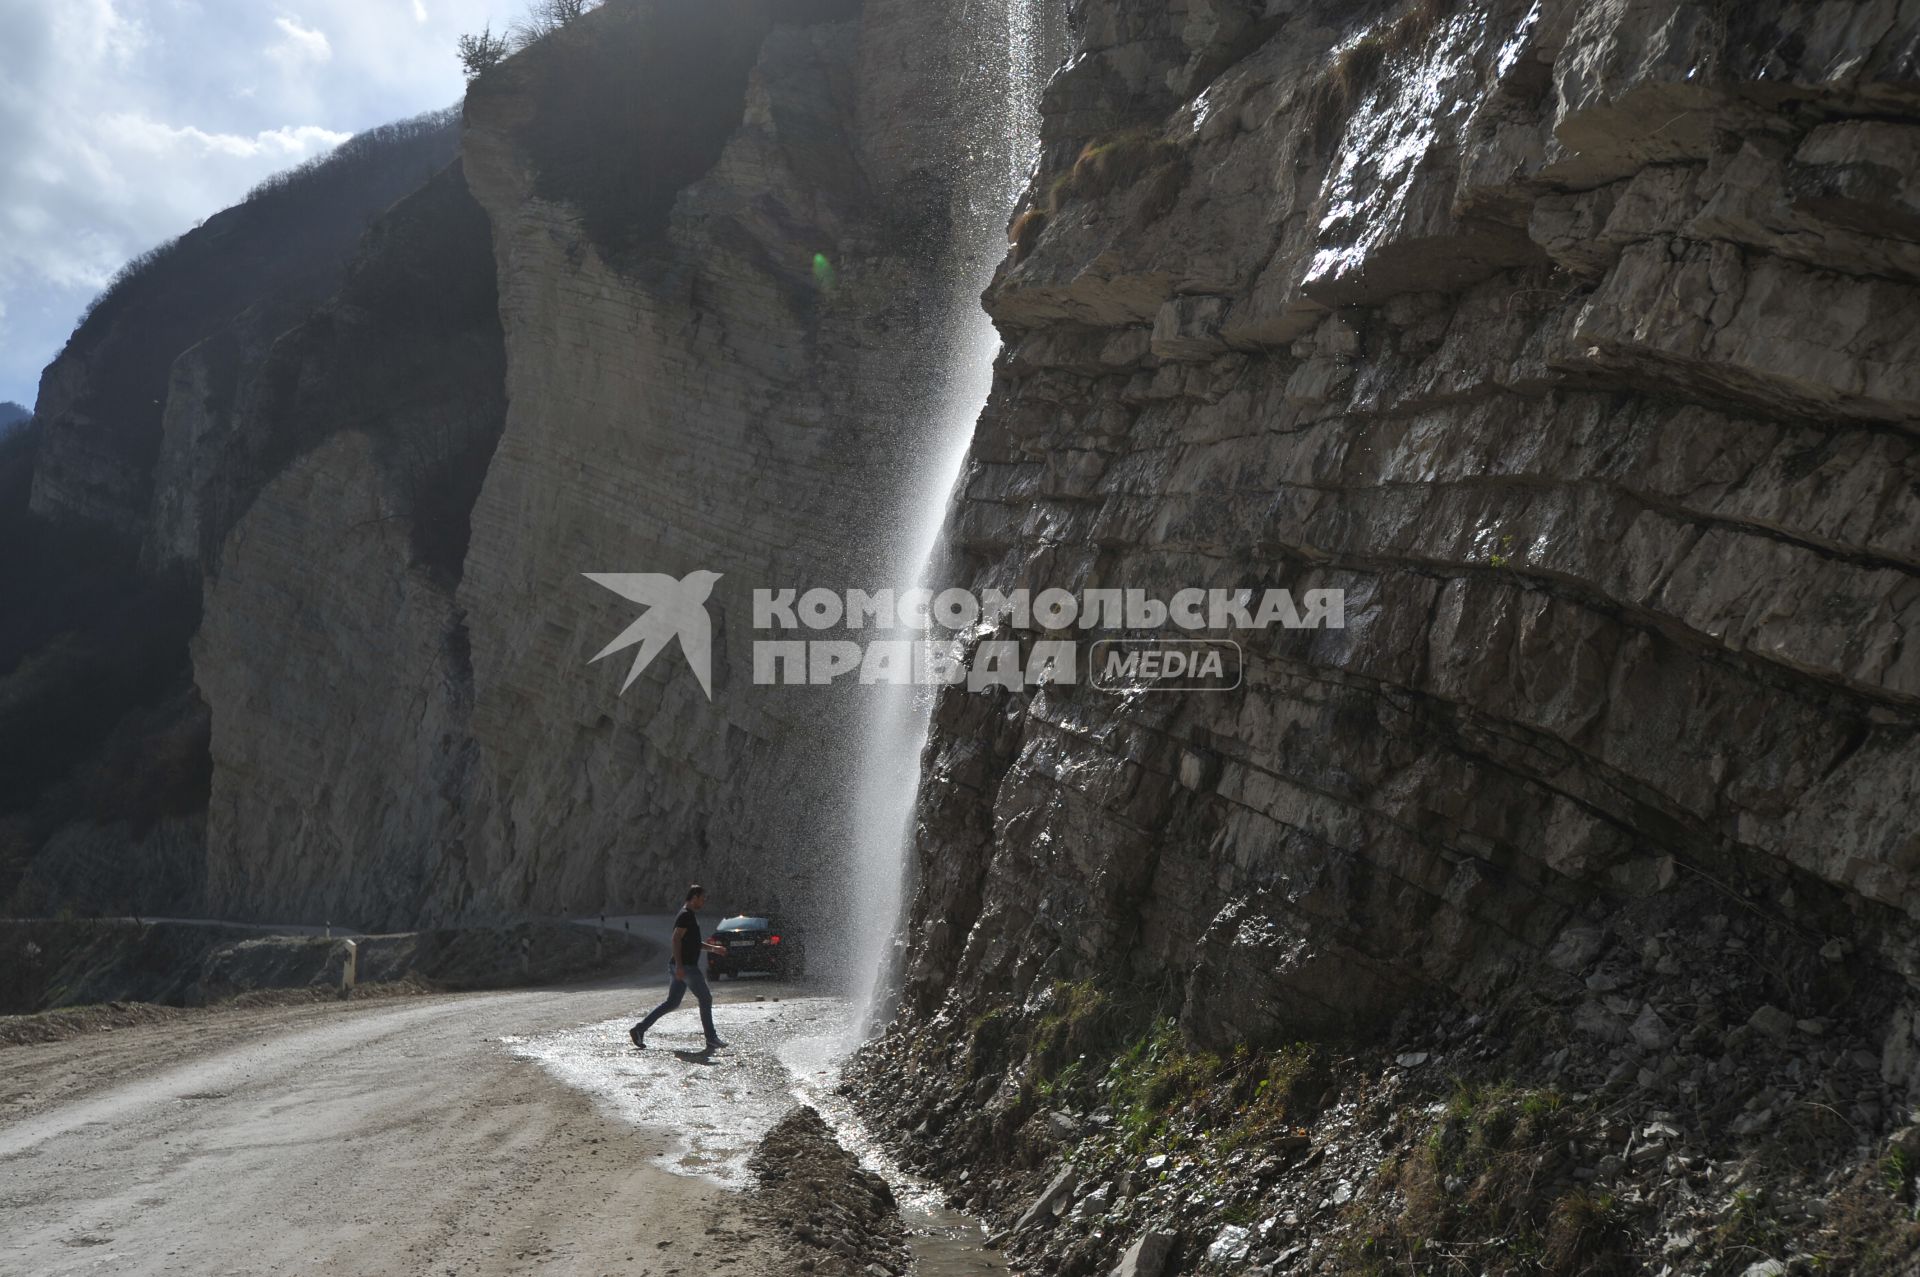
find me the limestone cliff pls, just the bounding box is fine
[192,160,506,925]
[185,0,1066,927]
[903,0,1920,1042]
[852,1,1920,1271]
[5,0,1067,928]
[0,114,461,917]
[8,6,1920,1264]
[439,0,963,923]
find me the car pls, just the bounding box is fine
[705,914,804,980]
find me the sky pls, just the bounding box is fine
[0,0,518,408]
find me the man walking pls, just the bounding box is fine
[630,884,728,1051]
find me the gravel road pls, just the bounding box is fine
[0,978,793,1276]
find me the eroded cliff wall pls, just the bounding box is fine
[900,0,1920,1040]
[1,114,463,917]
[10,0,1066,930]
[853,1,1920,1266]
[192,161,506,924]
[188,0,1064,926]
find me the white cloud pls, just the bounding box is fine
[103,114,351,161]
[53,0,145,71]
[270,16,333,65]
[0,0,507,405]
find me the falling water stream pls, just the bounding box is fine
[843,0,1054,1041]
[825,1,1059,1268]
[517,8,1059,1271]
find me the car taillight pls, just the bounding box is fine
[768,935,781,945]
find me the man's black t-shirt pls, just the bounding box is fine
[674,907,701,968]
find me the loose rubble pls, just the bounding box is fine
[849,882,1920,1274]
[750,1106,911,1277]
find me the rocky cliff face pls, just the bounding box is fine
[67,0,1059,928]
[9,0,1920,1263]
[853,0,1920,1270]
[3,0,1064,928]
[0,114,464,918]
[191,160,506,925]
[436,0,969,923]
[900,0,1920,1042]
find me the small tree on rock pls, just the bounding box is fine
[509,0,595,48]
[457,25,510,79]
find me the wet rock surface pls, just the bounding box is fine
[858,0,1920,1271]
[4,0,1919,1263]
[851,882,1920,1272]
[902,0,1920,1039]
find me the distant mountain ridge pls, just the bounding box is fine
[0,402,27,432]
[0,105,468,921]
[28,107,461,542]
[0,0,1018,929]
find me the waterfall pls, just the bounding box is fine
[839,0,1056,1039]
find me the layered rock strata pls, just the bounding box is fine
[885,0,1920,1081]
[837,1,1920,1270]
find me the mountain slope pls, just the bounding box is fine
[0,111,465,917]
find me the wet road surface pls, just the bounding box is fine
[2,973,1003,1274]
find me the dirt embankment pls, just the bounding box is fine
[0,982,436,1049]
[0,918,652,1017]
[751,1105,910,1277]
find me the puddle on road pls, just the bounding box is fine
[504,997,834,1189]
[892,1208,1008,1277]
[506,994,1005,1275]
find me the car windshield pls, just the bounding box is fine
[718,917,772,931]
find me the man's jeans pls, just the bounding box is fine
[634,963,718,1045]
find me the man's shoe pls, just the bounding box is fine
[706,1037,730,1051]
[629,1025,646,1050]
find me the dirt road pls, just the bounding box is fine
[0,979,791,1276]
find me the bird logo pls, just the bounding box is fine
[583,570,723,699]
